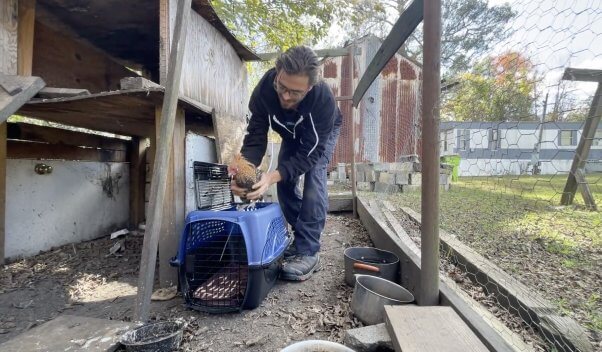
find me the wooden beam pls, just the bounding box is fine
[160,108,185,287]
[561,83,602,207]
[120,77,161,90]
[352,0,423,107]
[7,122,128,151]
[7,140,127,162]
[129,136,147,229]
[37,87,90,99]
[0,74,45,122]
[17,0,35,76]
[575,168,597,210]
[0,122,5,264]
[135,0,192,322]
[1,0,18,75]
[562,68,602,83]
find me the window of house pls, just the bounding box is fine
[489,128,500,150]
[440,131,448,152]
[458,129,470,151]
[559,130,577,146]
[593,129,602,146]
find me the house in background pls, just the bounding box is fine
[321,35,423,168]
[1,0,259,286]
[440,121,602,176]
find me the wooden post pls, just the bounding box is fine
[129,136,147,229]
[420,0,441,306]
[134,0,192,322]
[560,69,602,209]
[349,45,358,218]
[157,107,185,288]
[0,123,5,264]
[17,0,35,76]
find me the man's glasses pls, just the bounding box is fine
[273,76,308,100]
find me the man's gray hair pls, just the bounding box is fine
[275,46,320,86]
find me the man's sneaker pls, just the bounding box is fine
[283,241,298,259]
[280,253,321,281]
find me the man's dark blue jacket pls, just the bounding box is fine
[241,68,343,183]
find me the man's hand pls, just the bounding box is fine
[230,181,248,198]
[246,170,282,200]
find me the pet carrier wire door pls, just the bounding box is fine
[171,203,290,313]
[193,161,233,210]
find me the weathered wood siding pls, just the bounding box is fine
[1,0,18,75]
[165,1,248,162]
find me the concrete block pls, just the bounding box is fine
[355,171,366,182]
[394,172,409,185]
[388,162,414,172]
[401,184,421,193]
[330,171,339,180]
[338,163,347,181]
[440,173,450,185]
[398,154,420,163]
[365,170,378,183]
[378,172,396,184]
[413,162,422,172]
[374,182,401,194]
[373,163,390,172]
[409,172,422,185]
[357,181,374,191]
[327,180,334,186]
[344,323,395,352]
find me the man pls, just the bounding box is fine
[229,46,342,281]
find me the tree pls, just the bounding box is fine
[339,0,516,74]
[212,0,341,51]
[442,52,538,121]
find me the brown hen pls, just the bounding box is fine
[230,153,263,191]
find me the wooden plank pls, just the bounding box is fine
[18,88,211,137]
[385,305,489,352]
[17,0,35,76]
[7,122,128,150]
[352,0,423,107]
[37,87,90,98]
[562,68,602,83]
[135,0,192,322]
[120,77,162,90]
[32,21,133,93]
[7,140,127,162]
[575,168,597,210]
[1,0,18,75]
[358,197,519,352]
[561,83,602,206]
[129,136,147,229]
[0,74,44,122]
[0,122,5,264]
[400,206,594,352]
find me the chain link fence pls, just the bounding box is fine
[326,0,601,350]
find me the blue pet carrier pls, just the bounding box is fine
[171,203,290,313]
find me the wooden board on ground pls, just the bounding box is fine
[385,305,489,352]
[0,315,133,352]
[0,74,45,123]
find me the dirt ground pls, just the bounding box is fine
[0,214,372,351]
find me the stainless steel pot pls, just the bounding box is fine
[344,247,400,287]
[351,274,414,325]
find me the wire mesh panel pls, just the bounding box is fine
[184,220,248,313]
[338,0,601,350]
[193,161,233,211]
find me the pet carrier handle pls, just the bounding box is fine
[169,256,181,267]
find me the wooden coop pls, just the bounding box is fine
[0,0,259,286]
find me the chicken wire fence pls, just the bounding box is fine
[327,1,601,351]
